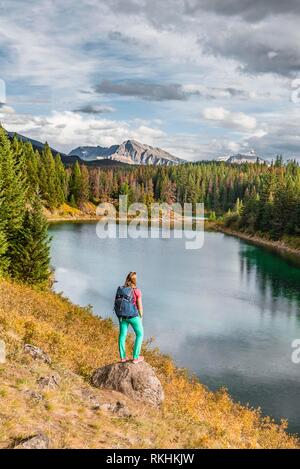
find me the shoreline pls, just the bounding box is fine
[47,215,101,223]
[46,213,300,263]
[214,224,300,264]
[46,213,204,225]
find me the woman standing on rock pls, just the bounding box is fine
[114,271,144,364]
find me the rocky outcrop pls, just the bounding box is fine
[24,344,51,365]
[78,387,131,415]
[80,388,101,410]
[23,389,44,401]
[37,373,61,390]
[100,400,132,417]
[91,361,164,407]
[13,433,49,449]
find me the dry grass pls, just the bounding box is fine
[0,279,298,449]
[44,203,82,218]
[44,202,99,222]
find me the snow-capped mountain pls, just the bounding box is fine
[218,150,268,165]
[69,139,184,166]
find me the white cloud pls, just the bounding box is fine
[268,51,278,60]
[0,105,15,114]
[203,106,257,131]
[227,141,242,153]
[0,79,6,104]
[0,110,166,153]
[135,125,165,139]
[0,0,298,159]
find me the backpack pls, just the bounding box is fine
[114,286,139,319]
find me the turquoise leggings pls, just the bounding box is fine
[118,316,144,360]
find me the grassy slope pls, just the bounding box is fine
[0,279,298,449]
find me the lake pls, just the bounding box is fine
[49,222,300,435]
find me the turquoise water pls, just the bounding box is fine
[49,223,300,435]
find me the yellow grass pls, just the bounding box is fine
[0,279,298,449]
[44,202,99,221]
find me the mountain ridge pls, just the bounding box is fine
[6,130,184,166]
[218,150,269,165]
[69,139,184,166]
[6,131,129,167]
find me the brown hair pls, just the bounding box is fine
[125,271,137,288]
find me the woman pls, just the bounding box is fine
[118,271,144,364]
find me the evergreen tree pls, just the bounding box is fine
[0,126,27,269]
[9,196,51,285]
[41,143,58,209]
[0,223,8,275]
[69,161,82,206]
[24,144,40,196]
[54,154,66,206]
[69,194,76,208]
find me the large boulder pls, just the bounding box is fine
[91,361,164,407]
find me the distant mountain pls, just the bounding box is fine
[7,132,184,167]
[69,139,184,166]
[6,131,129,167]
[218,150,269,165]
[7,131,80,166]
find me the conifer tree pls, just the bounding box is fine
[24,144,40,196]
[69,194,76,208]
[41,143,58,209]
[0,223,8,275]
[55,154,67,204]
[0,126,27,267]
[69,161,82,206]
[9,196,51,285]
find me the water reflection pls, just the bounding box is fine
[239,242,300,317]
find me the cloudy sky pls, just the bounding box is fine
[0,0,300,160]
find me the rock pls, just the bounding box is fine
[37,373,60,390]
[24,344,51,365]
[91,361,164,407]
[14,433,49,449]
[111,401,132,417]
[24,389,44,401]
[89,398,101,411]
[100,400,132,417]
[80,388,101,410]
[99,403,112,411]
[79,389,129,414]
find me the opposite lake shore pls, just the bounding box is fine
[213,225,300,264]
[45,205,300,263]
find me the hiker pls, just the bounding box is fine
[114,271,144,364]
